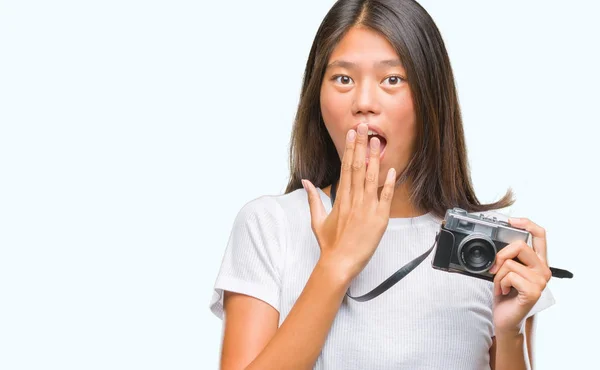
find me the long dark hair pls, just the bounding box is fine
[284,0,514,218]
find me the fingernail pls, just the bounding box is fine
[489,264,496,274]
[301,179,307,190]
[347,130,356,142]
[387,168,396,181]
[370,136,380,150]
[357,123,368,135]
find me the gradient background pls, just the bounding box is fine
[1,0,598,369]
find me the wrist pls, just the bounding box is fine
[495,320,526,339]
[495,328,524,342]
[316,253,355,288]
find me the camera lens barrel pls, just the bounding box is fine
[457,234,496,274]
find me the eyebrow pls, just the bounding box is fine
[326,59,404,70]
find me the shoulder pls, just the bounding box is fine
[231,187,313,235]
[235,187,310,220]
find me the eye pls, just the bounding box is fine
[333,75,354,85]
[382,75,405,86]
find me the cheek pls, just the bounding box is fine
[388,93,417,148]
[320,86,350,156]
[320,86,348,126]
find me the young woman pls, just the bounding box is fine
[210,0,555,369]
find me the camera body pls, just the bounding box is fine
[431,208,530,282]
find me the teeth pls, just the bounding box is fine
[368,129,376,136]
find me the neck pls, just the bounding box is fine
[322,179,427,219]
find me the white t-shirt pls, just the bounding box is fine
[209,188,555,369]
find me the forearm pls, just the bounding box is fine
[494,332,530,370]
[246,257,351,370]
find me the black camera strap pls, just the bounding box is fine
[329,180,438,302]
[345,239,438,302]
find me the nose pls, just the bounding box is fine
[352,81,380,117]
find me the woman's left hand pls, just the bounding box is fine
[489,217,552,336]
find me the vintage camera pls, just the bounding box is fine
[431,207,529,282]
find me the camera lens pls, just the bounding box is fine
[457,235,496,273]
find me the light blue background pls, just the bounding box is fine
[1,1,598,369]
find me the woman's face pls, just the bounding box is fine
[320,26,417,187]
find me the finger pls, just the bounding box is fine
[376,167,396,216]
[509,217,548,265]
[336,129,356,215]
[351,123,369,205]
[490,240,542,274]
[499,272,541,303]
[302,179,327,228]
[493,259,546,296]
[364,137,381,205]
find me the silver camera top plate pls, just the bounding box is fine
[444,208,529,244]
